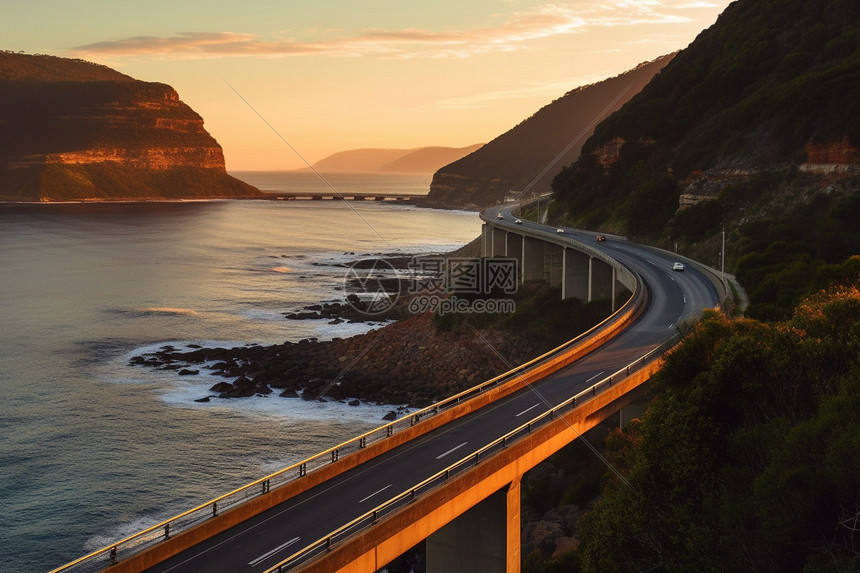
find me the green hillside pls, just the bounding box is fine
[575,270,860,573]
[550,0,860,321]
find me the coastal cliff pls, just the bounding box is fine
[0,51,261,201]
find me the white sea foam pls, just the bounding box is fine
[132,306,199,316]
[111,338,409,425]
[83,515,166,552]
[158,376,407,425]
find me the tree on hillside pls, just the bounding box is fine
[576,278,860,572]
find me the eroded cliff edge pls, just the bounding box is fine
[0,52,262,201]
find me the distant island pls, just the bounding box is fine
[306,144,483,174]
[0,51,262,202]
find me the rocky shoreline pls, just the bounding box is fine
[129,307,547,412]
[126,240,559,413]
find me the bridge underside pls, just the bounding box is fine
[295,363,658,573]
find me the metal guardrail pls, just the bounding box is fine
[49,275,645,573]
[265,333,682,572]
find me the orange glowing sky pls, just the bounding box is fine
[4,1,733,171]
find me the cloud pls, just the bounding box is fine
[68,3,696,60]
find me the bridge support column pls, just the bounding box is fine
[590,258,616,305]
[522,236,544,283]
[506,234,523,281]
[426,489,509,573]
[562,248,590,300]
[507,478,522,573]
[546,244,564,289]
[493,227,507,257]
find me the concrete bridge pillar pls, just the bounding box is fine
[562,248,590,300]
[522,236,544,283]
[493,227,507,257]
[506,234,523,281]
[545,244,564,289]
[590,258,617,306]
[426,482,521,573]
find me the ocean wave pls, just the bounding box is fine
[83,515,166,553]
[158,378,410,425]
[133,307,199,316]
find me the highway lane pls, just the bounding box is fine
[144,216,720,573]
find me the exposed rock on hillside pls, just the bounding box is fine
[0,51,261,201]
[424,54,675,209]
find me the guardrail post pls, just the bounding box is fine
[299,462,306,477]
[262,479,270,494]
[359,436,366,448]
[387,425,393,437]
[331,449,339,462]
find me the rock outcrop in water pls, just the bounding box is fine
[0,51,262,202]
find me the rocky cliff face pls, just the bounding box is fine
[0,52,261,201]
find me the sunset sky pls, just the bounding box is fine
[4,1,732,171]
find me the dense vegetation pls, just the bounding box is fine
[549,0,860,321]
[564,0,860,179]
[433,280,627,353]
[572,271,860,572]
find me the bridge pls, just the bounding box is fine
[269,192,417,201]
[52,203,728,573]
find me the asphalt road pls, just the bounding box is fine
[144,212,720,573]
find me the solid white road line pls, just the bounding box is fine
[436,442,468,460]
[585,371,605,383]
[359,484,393,504]
[515,403,541,417]
[248,537,300,567]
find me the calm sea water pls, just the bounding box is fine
[0,172,480,572]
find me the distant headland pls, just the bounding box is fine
[0,51,262,202]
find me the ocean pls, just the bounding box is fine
[0,171,481,572]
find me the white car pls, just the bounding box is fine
[556,228,565,234]
[672,262,685,272]
[514,219,522,224]
[496,213,504,220]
